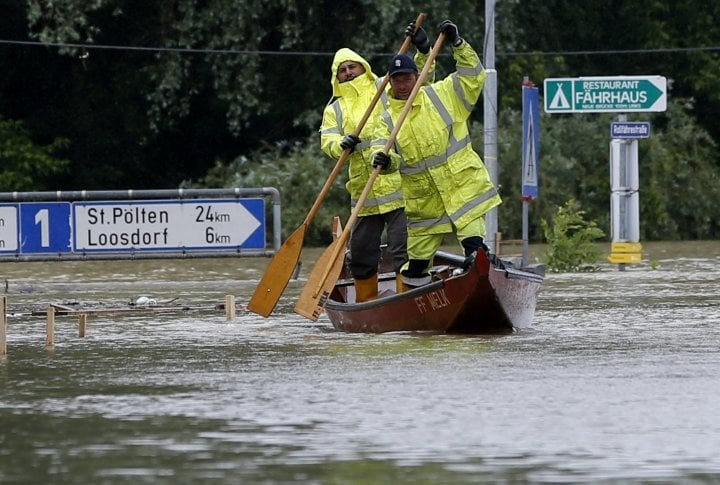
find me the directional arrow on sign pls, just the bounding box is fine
[237,201,262,244]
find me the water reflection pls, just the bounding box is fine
[1,241,719,482]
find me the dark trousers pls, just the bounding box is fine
[349,208,408,279]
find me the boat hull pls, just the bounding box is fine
[324,251,544,334]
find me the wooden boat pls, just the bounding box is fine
[324,249,545,334]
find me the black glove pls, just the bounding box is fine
[372,151,390,169]
[405,21,430,54]
[339,134,361,152]
[438,20,462,47]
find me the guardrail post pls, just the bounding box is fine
[1,296,7,360]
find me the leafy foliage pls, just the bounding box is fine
[640,99,720,239]
[1,1,719,244]
[0,118,70,191]
[493,97,720,243]
[22,1,489,139]
[491,109,612,244]
[26,0,115,52]
[540,199,605,273]
[190,134,350,244]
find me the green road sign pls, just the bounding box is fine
[544,76,666,113]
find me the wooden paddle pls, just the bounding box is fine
[294,32,448,321]
[246,14,426,317]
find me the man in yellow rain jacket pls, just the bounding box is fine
[320,22,433,301]
[371,20,502,289]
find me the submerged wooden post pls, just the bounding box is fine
[78,313,87,337]
[225,295,236,320]
[496,232,504,256]
[1,296,7,360]
[46,306,55,347]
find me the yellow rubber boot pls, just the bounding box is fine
[396,274,432,293]
[396,275,410,294]
[355,274,378,303]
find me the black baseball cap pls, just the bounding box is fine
[387,54,418,76]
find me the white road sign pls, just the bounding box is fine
[0,205,19,251]
[73,199,262,251]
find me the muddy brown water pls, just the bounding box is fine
[1,241,719,483]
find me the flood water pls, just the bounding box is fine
[1,241,719,483]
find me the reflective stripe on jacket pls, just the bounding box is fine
[319,48,403,216]
[319,49,435,216]
[380,41,501,236]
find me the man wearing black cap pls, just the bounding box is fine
[372,20,502,291]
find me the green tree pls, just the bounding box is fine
[498,1,720,144]
[494,98,720,242]
[491,108,613,243]
[24,0,489,138]
[16,2,426,188]
[0,118,69,191]
[1,0,718,245]
[640,99,720,239]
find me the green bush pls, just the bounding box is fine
[188,135,350,246]
[541,199,605,272]
[188,101,719,247]
[490,97,720,242]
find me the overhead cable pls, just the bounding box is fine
[1,38,719,57]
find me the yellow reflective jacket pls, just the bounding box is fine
[319,48,434,217]
[378,40,501,236]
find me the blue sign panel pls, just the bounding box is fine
[20,202,72,253]
[610,121,651,139]
[237,198,265,249]
[522,85,540,200]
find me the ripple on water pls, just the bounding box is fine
[2,244,720,482]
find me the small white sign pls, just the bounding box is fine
[610,121,651,139]
[0,205,19,251]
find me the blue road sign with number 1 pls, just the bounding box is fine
[20,202,72,253]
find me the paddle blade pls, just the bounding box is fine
[247,225,306,317]
[294,238,347,321]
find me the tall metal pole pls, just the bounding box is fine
[483,0,498,253]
